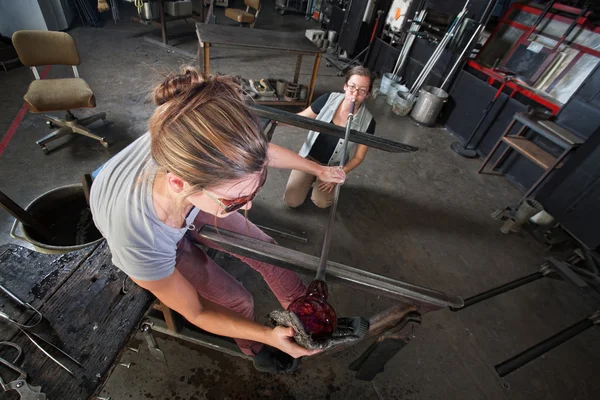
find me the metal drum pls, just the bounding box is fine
[410,86,448,126]
[10,184,103,254]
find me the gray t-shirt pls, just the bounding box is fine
[90,133,200,281]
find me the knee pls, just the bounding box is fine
[311,197,332,209]
[283,189,305,208]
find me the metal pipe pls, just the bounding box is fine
[392,10,426,78]
[409,12,461,96]
[495,311,599,377]
[197,225,464,309]
[441,0,498,90]
[410,1,470,96]
[315,100,355,281]
[450,270,545,311]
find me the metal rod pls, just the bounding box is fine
[441,0,498,90]
[495,311,599,377]
[197,225,464,308]
[409,0,470,97]
[315,100,355,281]
[450,271,544,311]
[392,10,426,78]
[19,328,74,376]
[248,104,418,153]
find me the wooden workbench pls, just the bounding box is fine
[196,24,323,107]
[0,242,153,399]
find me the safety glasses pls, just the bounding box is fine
[346,83,369,96]
[203,170,268,215]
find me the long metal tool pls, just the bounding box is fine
[316,99,356,281]
[441,0,498,90]
[409,0,470,99]
[392,9,427,79]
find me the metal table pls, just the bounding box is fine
[0,243,153,400]
[195,24,323,107]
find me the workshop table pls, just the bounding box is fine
[195,24,323,107]
[0,242,153,400]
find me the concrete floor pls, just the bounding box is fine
[1,2,599,399]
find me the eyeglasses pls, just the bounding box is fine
[346,84,369,96]
[202,171,267,215]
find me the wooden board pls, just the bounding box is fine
[0,242,154,400]
[502,135,558,169]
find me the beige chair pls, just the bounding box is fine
[12,30,108,154]
[225,0,261,28]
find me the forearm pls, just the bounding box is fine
[267,143,323,176]
[343,156,364,174]
[191,298,275,346]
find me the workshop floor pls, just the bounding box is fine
[1,2,599,400]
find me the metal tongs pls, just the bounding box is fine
[0,283,82,375]
[0,283,43,329]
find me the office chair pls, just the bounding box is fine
[12,30,108,154]
[225,0,261,28]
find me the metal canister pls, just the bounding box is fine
[410,86,448,126]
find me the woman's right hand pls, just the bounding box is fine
[268,326,321,358]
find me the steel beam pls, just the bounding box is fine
[198,226,463,309]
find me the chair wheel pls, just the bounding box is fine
[40,145,49,155]
[326,62,332,67]
[336,71,343,77]
[46,121,56,129]
[279,10,285,15]
[101,140,109,148]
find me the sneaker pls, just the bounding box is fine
[253,345,302,373]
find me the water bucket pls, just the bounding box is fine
[391,91,415,116]
[386,83,408,105]
[379,73,400,95]
[410,86,448,126]
[10,184,104,254]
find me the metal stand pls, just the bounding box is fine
[148,225,462,380]
[495,311,599,377]
[452,255,600,377]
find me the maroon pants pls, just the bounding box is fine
[176,210,306,355]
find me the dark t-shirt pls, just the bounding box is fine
[308,93,376,164]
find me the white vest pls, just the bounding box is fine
[299,92,373,166]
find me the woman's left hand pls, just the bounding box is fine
[317,181,336,193]
[317,166,346,184]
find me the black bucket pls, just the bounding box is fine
[10,184,103,254]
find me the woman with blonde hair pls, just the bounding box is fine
[90,67,345,372]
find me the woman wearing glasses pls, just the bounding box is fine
[89,67,346,372]
[284,66,376,209]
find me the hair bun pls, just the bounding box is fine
[154,67,206,106]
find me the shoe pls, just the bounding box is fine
[253,345,302,373]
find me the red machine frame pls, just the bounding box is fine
[468,2,600,115]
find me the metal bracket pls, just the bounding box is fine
[141,321,167,364]
[348,313,422,381]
